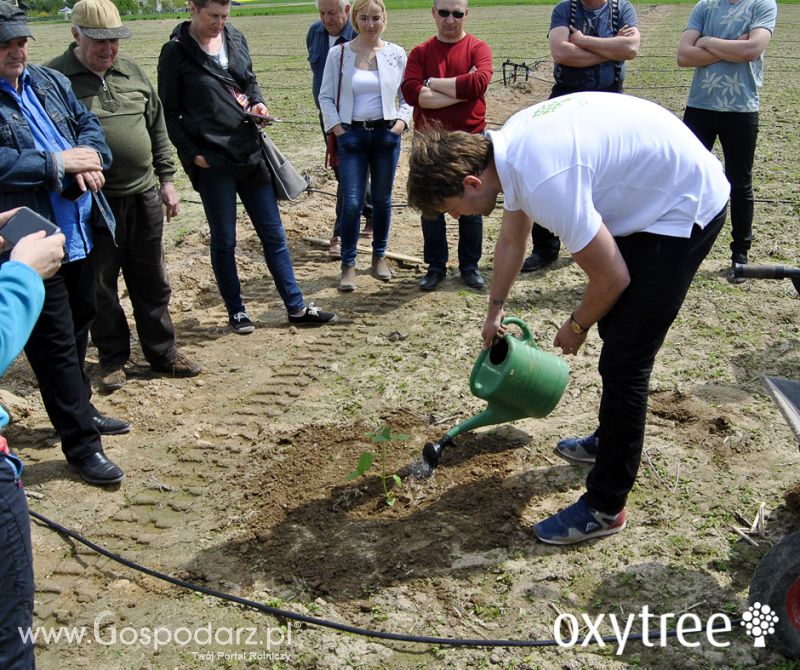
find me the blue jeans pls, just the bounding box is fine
[317,113,372,237]
[336,125,401,268]
[421,213,483,274]
[0,454,35,669]
[195,168,304,315]
[683,107,759,257]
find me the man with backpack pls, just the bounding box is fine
[521,0,640,273]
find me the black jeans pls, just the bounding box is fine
[530,82,624,256]
[92,186,177,369]
[0,454,35,669]
[583,207,726,513]
[421,213,483,274]
[318,113,372,237]
[24,259,102,463]
[683,106,759,258]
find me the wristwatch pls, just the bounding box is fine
[570,313,589,334]
[423,77,432,88]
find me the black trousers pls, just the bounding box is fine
[24,259,101,463]
[0,454,35,669]
[683,106,759,258]
[530,81,624,256]
[584,208,726,513]
[421,213,483,274]
[92,187,177,368]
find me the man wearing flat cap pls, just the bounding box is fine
[0,0,130,487]
[48,0,201,395]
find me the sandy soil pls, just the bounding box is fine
[3,5,800,669]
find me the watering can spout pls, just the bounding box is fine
[445,404,526,438]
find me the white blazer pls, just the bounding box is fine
[319,40,413,133]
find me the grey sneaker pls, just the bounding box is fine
[554,433,598,464]
[98,366,126,393]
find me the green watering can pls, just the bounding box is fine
[420,317,569,472]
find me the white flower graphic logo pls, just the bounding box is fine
[741,602,779,647]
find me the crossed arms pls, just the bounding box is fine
[677,28,773,67]
[549,23,640,68]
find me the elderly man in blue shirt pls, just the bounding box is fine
[0,1,127,486]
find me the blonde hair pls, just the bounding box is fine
[407,127,493,218]
[350,0,387,34]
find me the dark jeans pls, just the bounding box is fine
[583,207,726,513]
[195,168,305,316]
[317,114,372,237]
[92,186,177,369]
[683,106,759,257]
[24,259,102,463]
[530,82,624,256]
[421,213,482,274]
[0,454,35,669]
[336,125,401,268]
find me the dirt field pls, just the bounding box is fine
[4,4,800,669]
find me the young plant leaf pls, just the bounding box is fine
[346,451,374,481]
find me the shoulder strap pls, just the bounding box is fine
[611,0,622,84]
[569,0,578,28]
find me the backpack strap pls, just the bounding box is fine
[611,0,622,85]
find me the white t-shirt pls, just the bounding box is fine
[488,92,730,254]
[351,68,383,121]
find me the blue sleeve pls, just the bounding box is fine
[550,1,571,31]
[751,0,777,33]
[620,1,638,27]
[687,0,708,32]
[0,261,44,377]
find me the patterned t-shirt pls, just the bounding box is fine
[685,0,777,112]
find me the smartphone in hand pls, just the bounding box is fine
[244,110,281,125]
[61,179,88,201]
[0,207,60,248]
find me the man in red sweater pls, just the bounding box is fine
[401,0,492,291]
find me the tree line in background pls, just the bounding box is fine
[23,0,187,19]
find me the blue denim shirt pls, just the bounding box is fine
[306,20,355,109]
[0,65,115,261]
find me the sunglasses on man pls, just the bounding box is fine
[437,9,465,18]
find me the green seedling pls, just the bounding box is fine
[346,426,408,507]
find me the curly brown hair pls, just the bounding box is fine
[407,127,493,219]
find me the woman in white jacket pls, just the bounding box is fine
[319,0,412,291]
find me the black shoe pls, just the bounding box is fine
[521,250,558,273]
[288,303,339,327]
[229,311,255,334]
[69,451,125,486]
[460,269,485,290]
[92,413,131,435]
[729,252,748,284]
[419,270,445,291]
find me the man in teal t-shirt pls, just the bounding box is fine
[678,0,777,280]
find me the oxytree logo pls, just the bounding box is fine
[741,603,779,648]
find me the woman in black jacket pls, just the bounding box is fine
[158,0,337,333]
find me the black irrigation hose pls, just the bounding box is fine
[29,509,743,650]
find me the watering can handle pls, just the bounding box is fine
[469,315,536,388]
[501,316,535,347]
